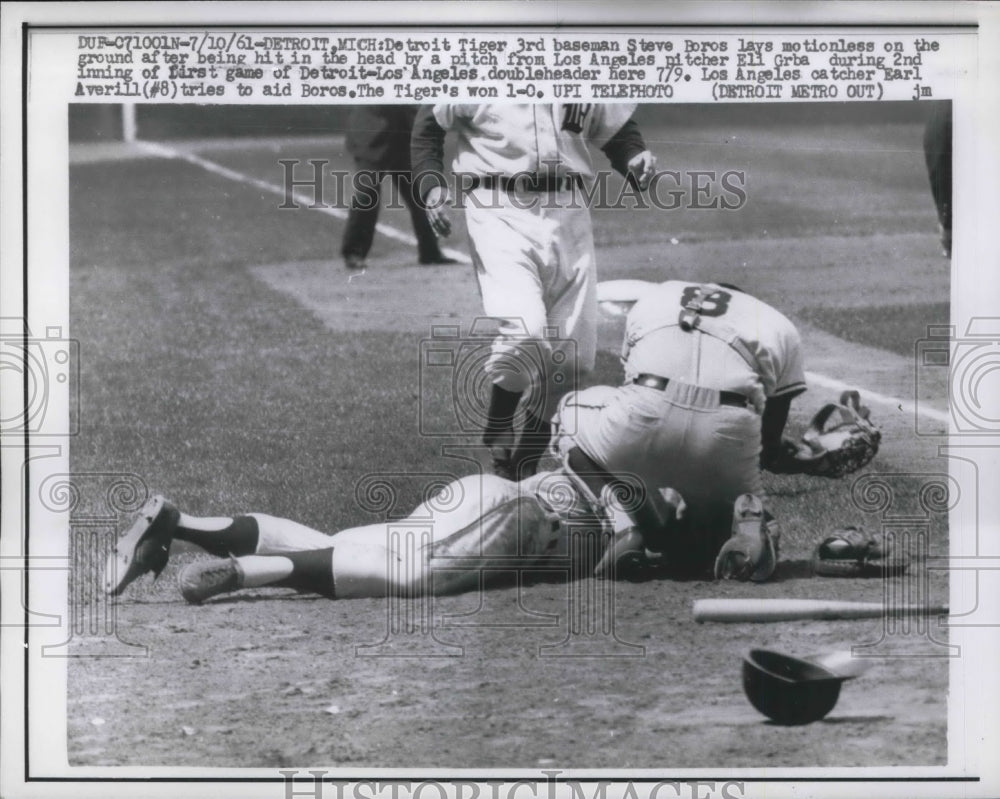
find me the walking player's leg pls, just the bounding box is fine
[466,199,549,480]
[511,204,598,478]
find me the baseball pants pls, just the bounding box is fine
[464,188,597,419]
[250,474,570,598]
[555,381,763,562]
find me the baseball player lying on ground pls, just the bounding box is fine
[105,466,775,605]
[104,277,879,604]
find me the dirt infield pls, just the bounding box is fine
[70,566,948,768]
[66,107,951,772]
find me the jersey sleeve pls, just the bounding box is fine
[590,103,639,145]
[411,105,449,202]
[768,316,808,399]
[601,119,647,178]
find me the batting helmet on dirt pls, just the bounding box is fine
[741,649,848,725]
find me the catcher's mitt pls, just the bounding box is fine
[813,526,910,577]
[788,391,881,478]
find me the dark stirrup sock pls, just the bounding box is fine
[173,515,261,558]
[271,547,337,598]
[483,385,522,446]
[512,413,553,477]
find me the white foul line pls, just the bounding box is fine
[134,140,471,262]
[135,140,949,429]
[806,371,949,426]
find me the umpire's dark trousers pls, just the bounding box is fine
[341,168,442,262]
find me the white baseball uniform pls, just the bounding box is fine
[555,280,806,548]
[249,471,608,598]
[425,103,641,416]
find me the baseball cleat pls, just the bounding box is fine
[104,495,180,596]
[178,557,245,605]
[343,255,367,271]
[714,494,777,583]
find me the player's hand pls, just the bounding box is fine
[424,186,452,238]
[627,150,657,191]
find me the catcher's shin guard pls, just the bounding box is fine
[714,494,778,582]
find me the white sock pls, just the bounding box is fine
[178,512,234,532]
[237,555,294,587]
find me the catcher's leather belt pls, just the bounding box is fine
[466,174,585,193]
[633,373,750,409]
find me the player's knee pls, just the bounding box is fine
[486,341,543,393]
[494,313,547,340]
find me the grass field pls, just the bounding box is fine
[67,104,952,770]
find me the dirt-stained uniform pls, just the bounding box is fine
[247,471,606,598]
[106,471,620,603]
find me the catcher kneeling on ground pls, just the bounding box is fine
[554,279,881,580]
[105,466,776,605]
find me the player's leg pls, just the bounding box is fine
[181,475,557,602]
[563,445,686,579]
[178,548,339,605]
[177,517,396,604]
[465,198,550,479]
[251,475,561,600]
[424,474,563,595]
[552,386,674,577]
[511,203,598,477]
[105,494,340,596]
[341,165,383,270]
[654,396,775,579]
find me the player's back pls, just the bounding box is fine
[624,281,804,404]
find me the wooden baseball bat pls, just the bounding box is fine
[692,598,950,623]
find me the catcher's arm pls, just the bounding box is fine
[760,394,804,474]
